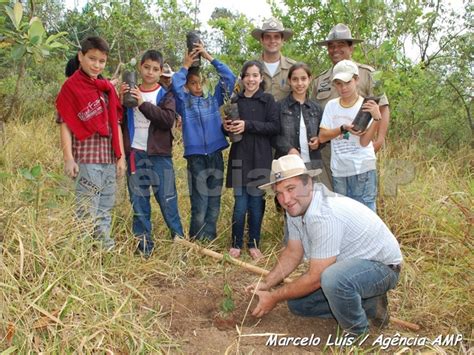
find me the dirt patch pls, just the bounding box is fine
[150,269,341,353]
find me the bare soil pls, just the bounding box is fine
[149,268,346,354]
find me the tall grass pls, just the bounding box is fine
[0,114,472,352]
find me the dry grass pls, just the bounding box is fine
[0,114,472,352]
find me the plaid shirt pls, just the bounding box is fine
[56,113,115,164]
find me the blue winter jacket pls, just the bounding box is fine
[172,59,236,157]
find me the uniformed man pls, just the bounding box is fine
[313,24,390,189]
[251,17,297,101]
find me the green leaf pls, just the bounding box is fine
[30,35,41,45]
[48,42,65,49]
[20,168,34,180]
[28,19,45,43]
[11,44,26,60]
[221,298,235,313]
[45,31,68,44]
[5,2,23,30]
[223,283,232,297]
[31,165,42,178]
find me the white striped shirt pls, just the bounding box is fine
[287,184,402,265]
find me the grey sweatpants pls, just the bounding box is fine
[75,163,116,249]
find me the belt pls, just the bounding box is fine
[388,264,402,273]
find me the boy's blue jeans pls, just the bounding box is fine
[232,186,265,249]
[287,259,400,335]
[332,170,377,212]
[187,151,224,240]
[127,151,183,254]
[76,163,116,250]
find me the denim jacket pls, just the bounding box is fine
[274,94,323,165]
[172,59,236,157]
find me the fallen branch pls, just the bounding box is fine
[390,316,420,331]
[175,238,292,283]
[176,238,421,331]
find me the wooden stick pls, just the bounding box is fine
[176,238,420,331]
[175,238,293,283]
[390,316,420,331]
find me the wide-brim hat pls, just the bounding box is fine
[259,155,321,190]
[316,23,363,46]
[251,17,293,41]
[161,63,174,77]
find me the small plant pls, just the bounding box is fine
[219,252,235,317]
[123,57,137,72]
[19,164,42,221]
[221,81,242,143]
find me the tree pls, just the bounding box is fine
[0,1,67,124]
[207,7,261,72]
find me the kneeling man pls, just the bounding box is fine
[246,155,402,335]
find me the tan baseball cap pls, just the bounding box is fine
[332,60,359,82]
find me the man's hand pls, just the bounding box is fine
[116,156,126,178]
[251,290,278,317]
[64,158,79,178]
[245,280,270,294]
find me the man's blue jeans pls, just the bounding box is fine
[127,151,183,254]
[232,186,265,249]
[287,259,400,335]
[187,151,224,240]
[332,170,377,212]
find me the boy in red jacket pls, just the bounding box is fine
[56,36,126,250]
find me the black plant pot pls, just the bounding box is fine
[186,30,201,68]
[122,71,138,108]
[223,101,242,143]
[351,96,381,132]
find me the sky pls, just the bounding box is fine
[65,0,276,24]
[65,0,467,62]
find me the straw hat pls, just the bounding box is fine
[259,155,321,190]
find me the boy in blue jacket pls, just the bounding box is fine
[172,42,236,241]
